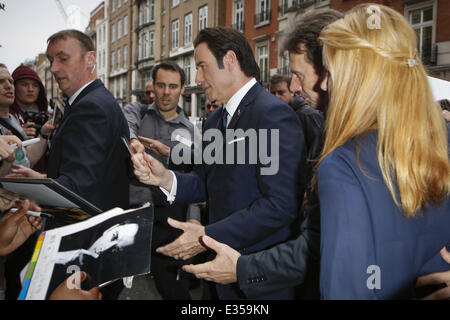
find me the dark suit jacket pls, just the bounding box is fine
[174,82,307,299]
[47,79,130,212]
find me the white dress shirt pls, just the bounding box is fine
[68,80,96,106]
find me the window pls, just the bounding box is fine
[110,80,115,97]
[103,49,106,69]
[173,0,179,7]
[199,5,208,31]
[257,44,269,83]
[162,0,165,13]
[255,0,270,25]
[409,6,434,64]
[184,13,193,45]
[143,32,148,58]
[111,23,115,42]
[184,56,191,85]
[123,76,127,98]
[118,0,122,8]
[111,51,115,71]
[117,49,121,69]
[124,16,128,35]
[279,0,288,16]
[279,50,290,76]
[139,34,143,59]
[112,0,116,12]
[149,0,155,22]
[116,78,120,98]
[103,25,106,43]
[143,2,148,24]
[118,19,122,39]
[123,45,128,67]
[234,1,244,31]
[172,19,179,50]
[149,32,155,57]
[162,26,167,53]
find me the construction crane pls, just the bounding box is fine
[54,0,86,30]
[54,0,68,21]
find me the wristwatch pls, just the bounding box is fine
[40,133,50,140]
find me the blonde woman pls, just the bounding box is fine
[317,4,450,299]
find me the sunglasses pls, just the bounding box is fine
[207,104,219,110]
[145,91,152,95]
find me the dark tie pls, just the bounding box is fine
[222,107,228,131]
[63,99,71,118]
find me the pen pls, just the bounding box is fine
[9,208,54,218]
[11,138,41,149]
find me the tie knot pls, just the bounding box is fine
[64,100,71,117]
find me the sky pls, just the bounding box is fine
[0,0,104,72]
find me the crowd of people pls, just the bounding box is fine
[0,3,449,300]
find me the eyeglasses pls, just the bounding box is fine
[145,91,152,95]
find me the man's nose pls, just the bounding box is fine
[195,70,203,84]
[50,61,59,74]
[289,76,302,93]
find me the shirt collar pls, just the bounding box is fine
[224,78,257,121]
[68,80,96,105]
[147,103,190,126]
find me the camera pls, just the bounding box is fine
[23,111,49,137]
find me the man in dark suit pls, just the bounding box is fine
[16,30,130,299]
[132,27,306,299]
[20,30,130,212]
[180,9,343,300]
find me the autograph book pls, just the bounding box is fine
[18,204,154,300]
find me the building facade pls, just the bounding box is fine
[160,0,226,117]
[87,1,110,88]
[132,0,159,103]
[108,0,134,106]
[226,0,280,88]
[279,0,450,81]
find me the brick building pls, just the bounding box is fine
[225,0,281,87]
[279,0,450,81]
[330,0,450,80]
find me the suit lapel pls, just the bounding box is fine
[226,82,261,130]
[49,80,103,161]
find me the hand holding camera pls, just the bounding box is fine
[22,111,50,139]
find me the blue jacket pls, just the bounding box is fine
[318,130,450,299]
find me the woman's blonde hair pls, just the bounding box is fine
[318,4,450,217]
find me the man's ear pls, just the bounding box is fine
[86,51,96,69]
[223,50,237,70]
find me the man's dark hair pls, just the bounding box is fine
[47,29,95,53]
[0,63,7,69]
[280,8,343,75]
[152,61,186,87]
[270,74,291,89]
[194,27,260,81]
